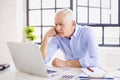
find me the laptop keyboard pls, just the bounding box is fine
[59,75,77,80]
[47,70,57,74]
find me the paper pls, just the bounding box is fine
[82,67,107,77]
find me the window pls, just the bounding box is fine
[76,0,120,47]
[77,0,119,24]
[27,0,120,47]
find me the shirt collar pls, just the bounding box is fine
[71,24,81,39]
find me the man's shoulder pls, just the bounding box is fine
[51,35,63,40]
[49,36,61,43]
[77,25,92,31]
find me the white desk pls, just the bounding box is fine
[0,65,82,80]
[0,66,120,80]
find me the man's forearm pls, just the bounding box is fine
[40,37,49,60]
[66,60,82,68]
[40,27,57,60]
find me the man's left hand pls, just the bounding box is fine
[52,58,66,67]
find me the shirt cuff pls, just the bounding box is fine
[44,57,50,64]
[79,58,89,68]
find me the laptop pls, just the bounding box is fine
[7,42,58,77]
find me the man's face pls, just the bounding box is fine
[54,14,75,38]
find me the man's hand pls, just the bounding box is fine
[52,58,81,68]
[44,27,57,39]
[52,58,66,67]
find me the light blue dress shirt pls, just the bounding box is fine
[45,25,98,68]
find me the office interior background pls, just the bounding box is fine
[0,0,120,68]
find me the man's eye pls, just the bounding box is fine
[60,24,64,26]
[55,23,64,26]
[55,24,57,26]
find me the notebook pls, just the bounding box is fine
[7,42,58,77]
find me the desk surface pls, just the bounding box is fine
[0,66,82,80]
[0,66,120,80]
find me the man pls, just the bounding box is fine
[40,9,98,68]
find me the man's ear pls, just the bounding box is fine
[72,20,76,27]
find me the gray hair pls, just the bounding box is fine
[55,8,75,21]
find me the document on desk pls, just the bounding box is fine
[82,67,106,77]
[81,67,114,79]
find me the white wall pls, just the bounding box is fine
[0,0,26,66]
[99,47,120,68]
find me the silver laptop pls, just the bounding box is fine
[7,42,58,77]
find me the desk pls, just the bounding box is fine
[0,66,120,80]
[0,65,82,80]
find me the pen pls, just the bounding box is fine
[87,67,94,72]
[79,76,114,79]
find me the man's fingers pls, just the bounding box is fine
[52,58,59,67]
[52,59,57,66]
